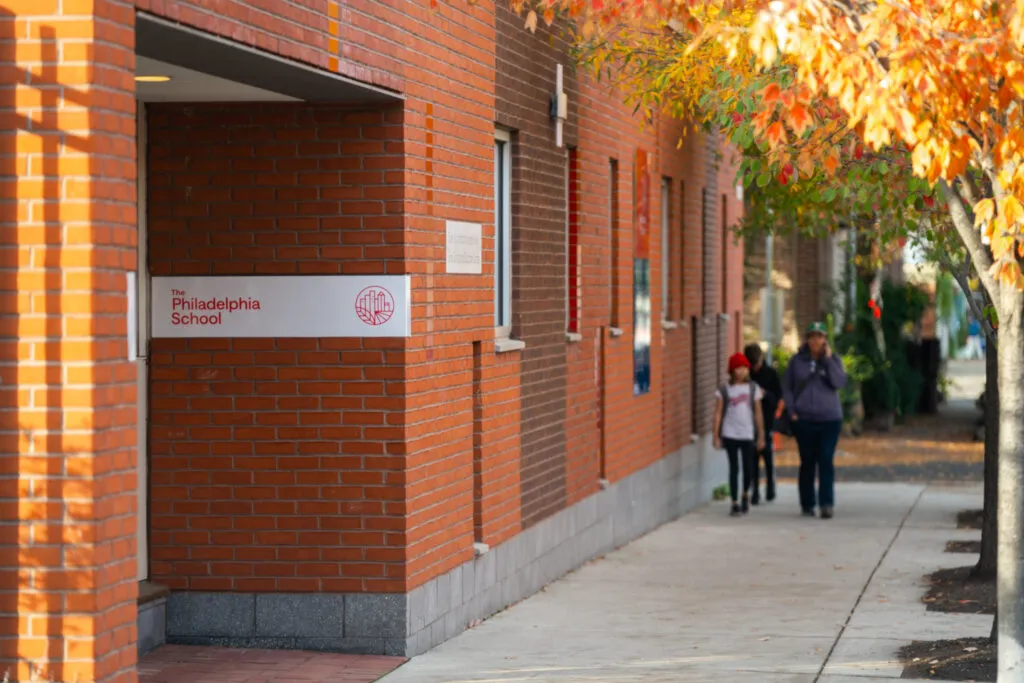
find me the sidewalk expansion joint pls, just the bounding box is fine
[812,485,927,682]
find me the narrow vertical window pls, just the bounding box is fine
[495,130,512,332]
[721,194,728,314]
[679,181,686,320]
[701,188,709,318]
[567,147,581,335]
[609,158,620,326]
[661,177,672,322]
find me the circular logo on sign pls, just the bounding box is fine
[355,286,395,326]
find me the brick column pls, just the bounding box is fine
[1,3,138,682]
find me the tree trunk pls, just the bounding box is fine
[975,339,998,580]
[996,287,1024,679]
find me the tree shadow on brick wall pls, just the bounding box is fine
[1,9,118,682]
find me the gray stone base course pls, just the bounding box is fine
[165,592,407,655]
[137,594,167,656]
[159,437,721,657]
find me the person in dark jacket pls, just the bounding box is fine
[744,343,783,505]
[783,322,848,519]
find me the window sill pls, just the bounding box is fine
[661,319,679,330]
[609,327,624,338]
[138,580,170,606]
[495,337,527,353]
[565,332,583,343]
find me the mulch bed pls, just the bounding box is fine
[900,637,995,681]
[946,540,981,554]
[923,565,995,615]
[957,509,984,530]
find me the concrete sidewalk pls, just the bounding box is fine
[381,482,986,683]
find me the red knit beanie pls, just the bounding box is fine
[728,352,750,373]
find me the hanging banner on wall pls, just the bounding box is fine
[151,275,412,338]
[633,148,652,395]
[634,149,651,259]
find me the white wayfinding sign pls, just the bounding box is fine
[445,221,482,274]
[151,276,412,338]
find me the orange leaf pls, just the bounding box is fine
[788,103,812,137]
[765,121,786,146]
[751,109,773,136]
[824,150,840,175]
[760,83,782,107]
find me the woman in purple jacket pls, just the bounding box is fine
[783,322,848,519]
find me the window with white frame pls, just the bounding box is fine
[495,130,512,332]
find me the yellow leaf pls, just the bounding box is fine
[974,199,995,228]
[524,10,538,31]
[1003,196,1024,226]
[992,235,1014,260]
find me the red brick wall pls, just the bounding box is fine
[567,77,736,488]
[494,8,578,528]
[134,0,401,91]
[141,0,501,598]
[473,349,522,546]
[658,121,700,455]
[146,104,412,593]
[395,2,497,587]
[1,3,139,682]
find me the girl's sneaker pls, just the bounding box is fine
[730,504,742,517]
[741,497,750,514]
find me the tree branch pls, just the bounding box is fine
[937,248,997,348]
[957,172,981,207]
[939,178,999,296]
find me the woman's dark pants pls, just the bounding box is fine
[794,420,842,511]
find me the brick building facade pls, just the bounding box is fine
[743,232,850,350]
[2,2,743,681]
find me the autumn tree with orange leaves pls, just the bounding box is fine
[570,5,1009,585]
[516,0,1024,674]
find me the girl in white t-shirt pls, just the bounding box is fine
[713,353,767,516]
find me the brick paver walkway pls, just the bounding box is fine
[139,645,404,683]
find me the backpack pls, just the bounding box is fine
[718,382,758,440]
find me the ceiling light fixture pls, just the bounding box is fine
[135,75,172,83]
